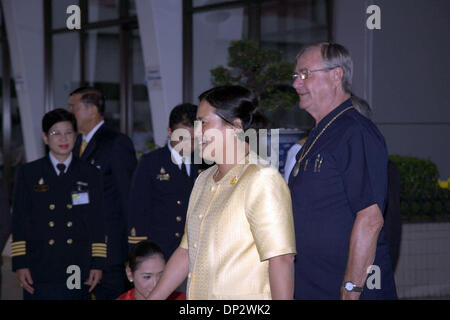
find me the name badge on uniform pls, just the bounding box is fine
[72,191,90,205]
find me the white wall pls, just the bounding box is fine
[136,0,183,147]
[395,222,450,298]
[2,0,45,162]
[334,0,450,178]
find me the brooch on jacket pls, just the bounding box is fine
[34,177,49,192]
[156,167,170,181]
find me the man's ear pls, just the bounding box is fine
[232,118,243,130]
[333,67,344,84]
[167,127,172,139]
[42,132,49,145]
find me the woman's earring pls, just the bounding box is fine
[129,279,133,283]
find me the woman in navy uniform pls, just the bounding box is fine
[11,109,106,300]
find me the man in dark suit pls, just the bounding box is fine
[128,103,204,259]
[0,176,11,300]
[69,87,137,300]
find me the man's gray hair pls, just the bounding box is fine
[296,42,353,94]
[351,94,372,119]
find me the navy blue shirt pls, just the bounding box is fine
[289,98,397,299]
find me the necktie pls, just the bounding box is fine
[180,160,188,177]
[56,163,66,176]
[79,139,87,157]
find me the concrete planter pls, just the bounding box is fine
[395,222,450,299]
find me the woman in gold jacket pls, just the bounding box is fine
[148,85,296,300]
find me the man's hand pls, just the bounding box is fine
[84,269,103,292]
[16,268,34,294]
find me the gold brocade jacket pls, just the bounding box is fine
[180,158,296,300]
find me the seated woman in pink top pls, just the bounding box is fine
[117,240,185,300]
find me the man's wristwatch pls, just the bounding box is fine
[343,281,364,293]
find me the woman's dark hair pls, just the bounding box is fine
[42,108,77,134]
[198,85,268,131]
[128,240,165,273]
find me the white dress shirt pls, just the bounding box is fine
[168,140,191,177]
[49,152,72,175]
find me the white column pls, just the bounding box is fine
[2,0,45,162]
[135,0,183,147]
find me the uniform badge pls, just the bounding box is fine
[230,176,238,185]
[33,177,49,192]
[76,181,89,192]
[156,167,170,181]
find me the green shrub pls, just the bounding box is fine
[210,40,298,112]
[389,155,450,221]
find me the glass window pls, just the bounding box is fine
[88,0,120,22]
[52,0,79,30]
[260,0,328,62]
[84,27,121,130]
[130,29,153,155]
[259,0,327,129]
[193,7,246,100]
[129,0,137,16]
[52,32,80,108]
[193,0,237,8]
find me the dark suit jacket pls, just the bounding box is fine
[11,156,105,283]
[0,178,11,267]
[73,124,137,266]
[127,145,204,258]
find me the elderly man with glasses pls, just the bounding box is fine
[287,42,397,300]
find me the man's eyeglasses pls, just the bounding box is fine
[292,67,336,81]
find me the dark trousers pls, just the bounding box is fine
[92,264,130,300]
[23,283,90,300]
